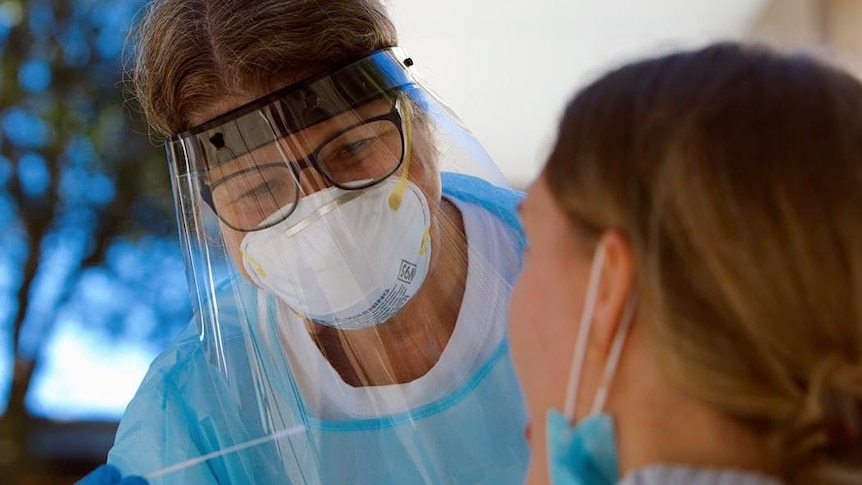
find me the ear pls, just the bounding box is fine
[589,230,635,360]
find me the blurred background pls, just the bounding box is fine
[0,0,859,483]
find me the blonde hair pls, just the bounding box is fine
[545,42,862,483]
[128,0,397,136]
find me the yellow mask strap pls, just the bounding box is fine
[388,95,414,211]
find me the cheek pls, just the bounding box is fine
[407,152,441,205]
[510,253,580,360]
[405,156,444,246]
[222,226,251,281]
[509,254,584,439]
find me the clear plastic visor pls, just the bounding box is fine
[169,49,417,232]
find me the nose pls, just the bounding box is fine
[296,165,333,196]
[276,136,332,197]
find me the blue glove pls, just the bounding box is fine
[76,464,148,485]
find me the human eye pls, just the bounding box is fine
[324,132,377,166]
[214,169,270,199]
[211,165,295,223]
[239,177,285,200]
[317,121,401,186]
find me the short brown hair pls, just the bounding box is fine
[546,42,862,483]
[129,0,397,136]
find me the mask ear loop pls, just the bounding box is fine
[590,291,637,415]
[563,244,607,421]
[388,95,414,211]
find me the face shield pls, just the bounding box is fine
[151,48,529,484]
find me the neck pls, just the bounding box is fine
[311,198,467,386]
[613,328,776,479]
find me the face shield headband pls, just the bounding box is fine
[166,48,417,231]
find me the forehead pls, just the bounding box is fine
[521,177,576,237]
[169,48,419,176]
[189,94,255,128]
[188,82,402,173]
[203,97,395,179]
[522,177,553,217]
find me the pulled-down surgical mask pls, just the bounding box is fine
[547,245,638,485]
[146,48,529,484]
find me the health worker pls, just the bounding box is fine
[79,0,530,483]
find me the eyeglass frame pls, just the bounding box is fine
[200,94,409,232]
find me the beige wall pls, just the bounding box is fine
[823,0,862,62]
[749,0,862,74]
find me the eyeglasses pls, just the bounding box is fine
[203,97,407,232]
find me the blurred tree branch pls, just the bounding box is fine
[0,1,180,482]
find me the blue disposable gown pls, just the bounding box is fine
[107,172,530,484]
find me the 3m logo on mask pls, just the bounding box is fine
[398,260,418,284]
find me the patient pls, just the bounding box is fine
[510,42,862,485]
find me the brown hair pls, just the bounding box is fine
[128,0,397,136]
[545,42,862,483]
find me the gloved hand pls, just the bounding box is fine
[76,464,148,485]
